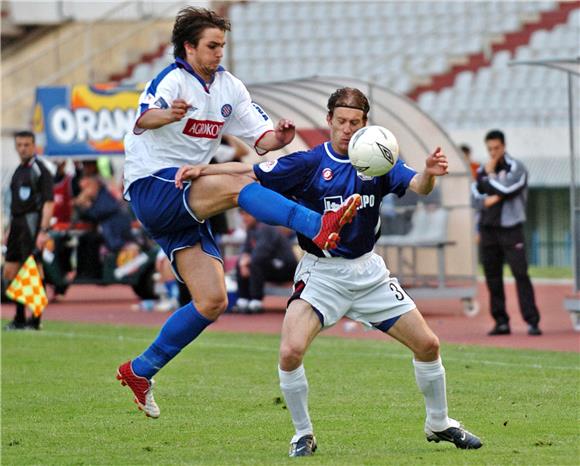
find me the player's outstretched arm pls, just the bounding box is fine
[175,162,255,189]
[409,146,449,195]
[136,98,190,130]
[255,119,296,153]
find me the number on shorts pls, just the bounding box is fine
[389,282,405,301]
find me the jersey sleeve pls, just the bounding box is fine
[38,162,55,202]
[253,151,318,195]
[381,159,417,197]
[226,82,274,148]
[134,68,180,135]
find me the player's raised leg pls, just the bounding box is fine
[182,168,361,250]
[278,299,322,457]
[386,309,483,449]
[117,245,226,417]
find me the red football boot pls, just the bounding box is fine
[116,361,160,418]
[312,194,361,250]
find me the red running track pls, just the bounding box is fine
[2,281,578,352]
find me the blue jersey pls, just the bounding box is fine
[254,142,417,258]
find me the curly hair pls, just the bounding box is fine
[327,88,370,120]
[172,7,231,59]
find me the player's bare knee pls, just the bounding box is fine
[279,342,305,370]
[194,296,228,320]
[415,334,440,360]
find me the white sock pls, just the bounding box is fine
[413,358,453,432]
[279,364,313,442]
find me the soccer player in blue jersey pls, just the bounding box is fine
[178,88,482,455]
[116,8,360,418]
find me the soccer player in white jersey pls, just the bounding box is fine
[177,88,483,455]
[116,8,361,418]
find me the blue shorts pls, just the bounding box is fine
[129,168,222,281]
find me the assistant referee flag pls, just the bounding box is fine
[6,255,48,317]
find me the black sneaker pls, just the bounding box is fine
[289,434,317,457]
[25,316,42,330]
[3,320,26,331]
[426,425,482,449]
[488,323,510,336]
[527,325,542,336]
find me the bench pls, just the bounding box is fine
[376,204,455,289]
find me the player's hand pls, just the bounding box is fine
[274,119,296,146]
[175,164,202,189]
[36,231,50,251]
[425,147,449,176]
[168,98,190,122]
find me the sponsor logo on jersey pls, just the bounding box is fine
[360,194,375,208]
[182,119,224,139]
[357,172,373,181]
[323,196,344,211]
[221,104,232,117]
[322,168,333,181]
[325,194,374,211]
[258,160,278,172]
[252,102,269,121]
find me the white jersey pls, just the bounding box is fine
[123,58,273,199]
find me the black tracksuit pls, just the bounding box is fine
[474,154,540,327]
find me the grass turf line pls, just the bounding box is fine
[2,321,579,465]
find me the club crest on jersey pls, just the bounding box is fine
[323,196,344,212]
[258,160,278,173]
[182,119,224,139]
[221,104,232,117]
[322,168,333,181]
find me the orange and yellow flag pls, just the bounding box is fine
[6,255,48,317]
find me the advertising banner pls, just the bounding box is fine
[33,84,143,156]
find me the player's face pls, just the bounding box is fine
[327,107,366,155]
[485,138,505,161]
[186,27,226,80]
[15,136,35,162]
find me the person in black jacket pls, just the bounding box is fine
[476,129,541,336]
[235,210,298,313]
[4,131,54,330]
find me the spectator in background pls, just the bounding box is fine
[460,144,480,180]
[234,210,298,314]
[73,175,134,254]
[476,129,541,336]
[3,131,54,330]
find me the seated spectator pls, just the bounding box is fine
[234,210,298,314]
[73,175,134,253]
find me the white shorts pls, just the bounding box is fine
[291,251,416,329]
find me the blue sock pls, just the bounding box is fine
[238,183,321,238]
[132,302,213,379]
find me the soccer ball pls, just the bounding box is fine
[348,125,399,177]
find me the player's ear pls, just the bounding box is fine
[326,113,332,126]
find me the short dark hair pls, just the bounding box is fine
[327,88,370,120]
[459,144,471,154]
[485,129,505,145]
[172,7,231,59]
[14,130,35,142]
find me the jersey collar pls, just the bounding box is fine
[175,57,225,93]
[323,142,350,163]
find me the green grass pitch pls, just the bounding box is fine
[2,320,579,465]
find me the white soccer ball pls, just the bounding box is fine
[348,125,399,177]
